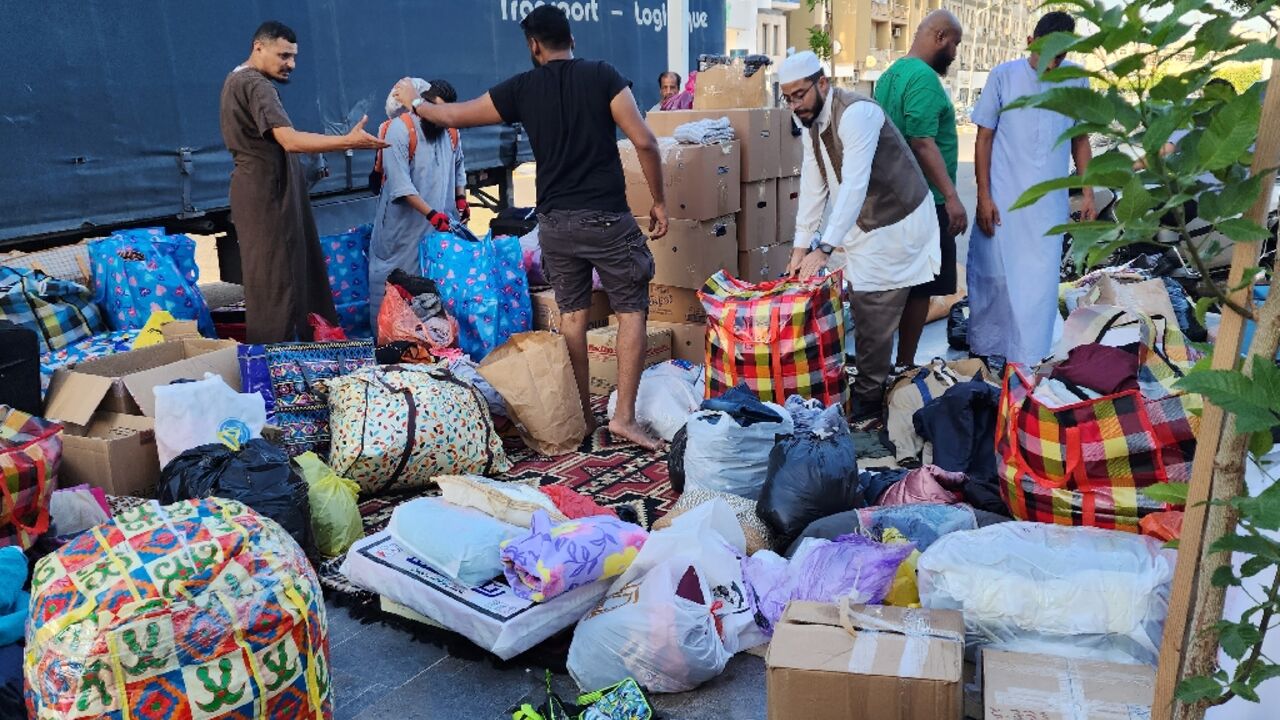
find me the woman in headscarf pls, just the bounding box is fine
[368,77,466,320]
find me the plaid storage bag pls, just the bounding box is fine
[0,266,105,354]
[25,497,332,719]
[996,305,1201,531]
[0,406,61,549]
[699,270,848,407]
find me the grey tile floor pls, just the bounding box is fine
[327,320,957,719]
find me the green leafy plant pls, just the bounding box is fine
[1004,0,1280,716]
[805,0,835,62]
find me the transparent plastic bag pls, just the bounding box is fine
[684,397,792,500]
[918,522,1175,664]
[741,533,914,634]
[153,372,267,468]
[294,452,363,557]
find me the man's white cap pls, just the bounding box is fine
[386,78,431,119]
[778,51,823,85]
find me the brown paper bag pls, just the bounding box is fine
[1086,274,1178,326]
[478,331,587,457]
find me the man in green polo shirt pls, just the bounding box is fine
[875,9,966,371]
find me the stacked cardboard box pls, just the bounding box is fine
[586,325,673,395]
[620,131,744,375]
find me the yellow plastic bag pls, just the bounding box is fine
[294,452,363,556]
[130,309,178,349]
[881,528,921,608]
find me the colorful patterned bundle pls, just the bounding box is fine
[997,306,1201,531]
[419,229,532,361]
[501,510,647,602]
[88,228,214,337]
[25,498,332,719]
[327,365,511,493]
[699,271,848,407]
[0,266,105,354]
[319,224,372,339]
[236,340,376,457]
[0,406,61,550]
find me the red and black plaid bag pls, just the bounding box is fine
[0,405,61,548]
[996,306,1200,532]
[700,270,848,407]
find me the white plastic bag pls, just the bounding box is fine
[606,360,705,441]
[683,402,793,499]
[567,500,765,693]
[153,372,267,468]
[387,497,522,587]
[917,522,1175,664]
[48,485,111,537]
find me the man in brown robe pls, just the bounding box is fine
[219,20,386,343]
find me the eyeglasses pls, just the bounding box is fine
[784,81,818,107]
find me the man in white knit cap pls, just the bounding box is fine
[779,50,940,428]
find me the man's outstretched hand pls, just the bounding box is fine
[346,115,389,150]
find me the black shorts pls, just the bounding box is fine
[537,210,655,314]
[910,203,959,298]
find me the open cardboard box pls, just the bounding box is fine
[43,336,241,497]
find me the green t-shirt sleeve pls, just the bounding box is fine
[900,71,947,140]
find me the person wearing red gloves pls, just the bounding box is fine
[368,77,467,321]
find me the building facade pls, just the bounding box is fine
[727,1,802,67]
[782,0,1037,100]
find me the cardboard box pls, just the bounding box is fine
[586,326,672,394]
[649,321,706,365]
[767,602,964,720]
[60,413,160,497]
[777,175,802,247]
[983,650,1154,720]
[648,283,708,324]
[530,289,612,332]
[620,139,741,220]
[693,61,769,110]
[739,179,779,251]
[779,110,804,178]
[647,109,782,182]
[738,243,795,284]
[45,338,241,424]
[645,215,738,290]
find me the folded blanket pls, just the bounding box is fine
[501,511,647,602]
[673,117,735,145]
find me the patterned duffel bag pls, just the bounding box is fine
[25,497,332,719]
[327,365,511,493]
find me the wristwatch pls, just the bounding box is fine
[817,241,836,255]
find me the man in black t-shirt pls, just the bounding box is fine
[393,5,668,451]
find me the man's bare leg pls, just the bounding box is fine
[559,308,597,434]
[608,310,662,450]
[896,295,931,368]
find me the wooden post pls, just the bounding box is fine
[1153,38,1280,720]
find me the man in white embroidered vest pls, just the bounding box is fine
[782,51,941,429]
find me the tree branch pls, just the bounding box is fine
[1206,567,1280,707]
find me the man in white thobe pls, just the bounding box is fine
[968,11,1095,367]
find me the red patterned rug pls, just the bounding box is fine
[318,396,676,601]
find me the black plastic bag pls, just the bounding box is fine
[947,298,969,351]
[159,439,313,553]
[668,424,689,494]
[756,402,865,550]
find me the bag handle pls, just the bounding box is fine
[0,445,53,542]
[1002,387,1084,490]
